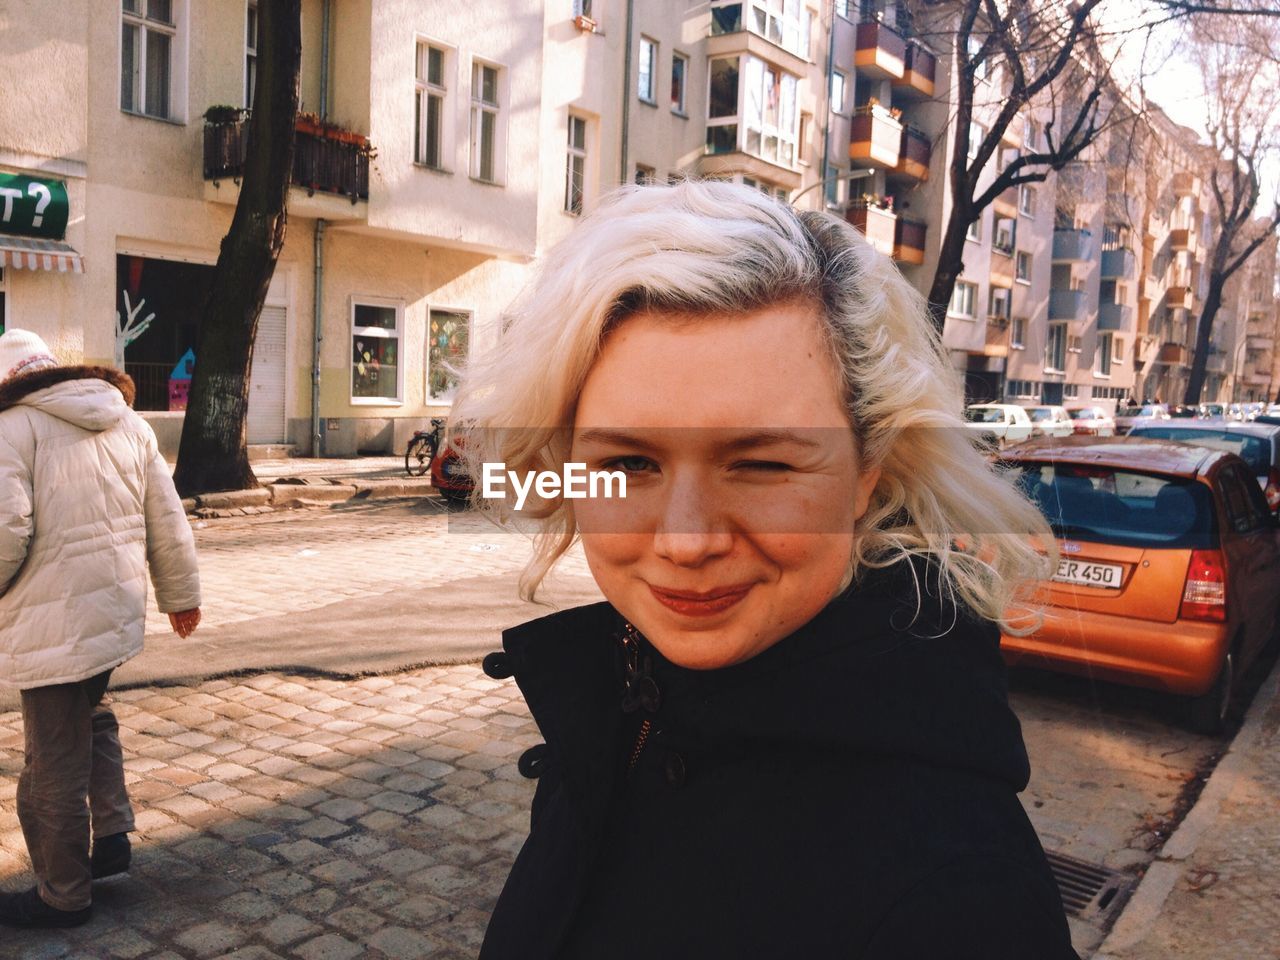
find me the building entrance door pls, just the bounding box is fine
[248,301,287,444]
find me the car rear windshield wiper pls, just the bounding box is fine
[1048,523,1100,540]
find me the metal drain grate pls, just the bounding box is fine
[1045,850,1133,923]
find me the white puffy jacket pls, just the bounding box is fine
[0,366,200,690]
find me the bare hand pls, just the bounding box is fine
[169,608,201,638]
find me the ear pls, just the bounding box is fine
[852,465,882,523]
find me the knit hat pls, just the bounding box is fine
[0,329,60,382]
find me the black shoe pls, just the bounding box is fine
[0,887,92,928]
[91,832,131,880]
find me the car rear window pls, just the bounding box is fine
[1128,427,1271,477]
[1011,462,1217,548]
[966,408,1004,423]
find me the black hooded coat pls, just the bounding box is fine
[478,560,1080,960]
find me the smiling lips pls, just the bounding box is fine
[648,583,754,617]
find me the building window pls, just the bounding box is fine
[121,0,180,119]
[1007,379,1040,400]
[565,114,587,215]
[968,121,986,159]
[1023,115,1037,150]
[967,216,982,242]
[1015,250,1031,283]
[244,2,257,108]
[706,56,740,154]
[798,111,811,163]
[968,35,990,81]
[1018,184,1036,217]
[989,286,1011,321]
[1113,336,1124,364]
[0,267,7,334]
[351,300,402,403]
[949,280,977,319]
[1068,334,1083,354]
[993,218,1014,255]
[830,70,846,114]
[1011,315,1025,349]
[638,37,658,103]
[744,57,798,165]
[427,309,470,402]
[671,53,688,113]
[1045,322,1066,372]
[635,164,656,185]
[710,1,811,58]
[1063,383,1079,399]
[470,61,502,183]
[415,42,449,169]
[835,0,852,18]
[1097,332,1113,376]
[574,0,594,17]
[824,164,842,207]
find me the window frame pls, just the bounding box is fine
[705,55,741,155]
[415,39,454,172]
[1018,183,1037,217]
[1010,315,1025,349]
[0,266,7,334]
[469,58,506,184]
[949,280,978,320]
[1096,331,1113,377]
[635,164,656,185]
[120,0,187,122]
[830,69,847,115]
[349,297,405,406]
[1015,250,1031,284]
[966,216,982,243]
[638,36,658,104]
[1044,321,1067,373]
[565,113,588,216]
[968,121,986,160]
[425,306,472,404]
[671,51,689,115]
[244,1,257,109]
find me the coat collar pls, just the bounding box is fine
[0,365,136,414]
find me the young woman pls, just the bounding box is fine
[453,182,1076,959]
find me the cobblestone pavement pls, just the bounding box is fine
[0,667,539,960]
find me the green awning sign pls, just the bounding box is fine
[0,173,69,241]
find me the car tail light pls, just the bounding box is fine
[1266,468,1280,512]
[1180,549,1226,622]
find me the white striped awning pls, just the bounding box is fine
[0,234,84,274]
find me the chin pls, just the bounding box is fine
[642,620,758,671]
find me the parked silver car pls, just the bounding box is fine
[1128,420,1280,513]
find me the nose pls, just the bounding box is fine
[652,475,733,567]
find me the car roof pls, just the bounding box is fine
[1129,420,1280,440]
[1000,435,1228,478]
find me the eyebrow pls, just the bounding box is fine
[573,428,826,453]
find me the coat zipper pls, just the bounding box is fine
[628,718,652,772]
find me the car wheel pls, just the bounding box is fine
[1186,648,1235,735]
[440,488,471,507]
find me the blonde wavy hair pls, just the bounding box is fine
[450,180,1054,630]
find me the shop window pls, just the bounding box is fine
[427,309,470,402]
[351,299,402,403]
[116,254,214,411]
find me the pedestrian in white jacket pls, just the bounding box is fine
[0,329,202,929]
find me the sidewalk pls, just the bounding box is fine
[1093,654,1280,960]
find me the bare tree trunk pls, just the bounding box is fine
[1183,277,1226,405]
[927,213,971,331]
[173,2,302,497]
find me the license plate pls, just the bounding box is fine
[1052,559,1123,589]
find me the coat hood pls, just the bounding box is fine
[0,365,137,433]
[499,557,1031,808]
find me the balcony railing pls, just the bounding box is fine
[850,106,903,170]
[1172,171,1200,198]
[1098,302,1132,331]
[993,185,1018,220]
[1048,289,1087,320]
[1248,335,1274,351]
[203,118,370,202]
[990,249,1015,288]
[847,200,897,257]
[1100,247,1136,279]
[891,126,931,181]
[893,41,936,97]
[1156,343,1187,365]
[855,20,907,80]
[1165,284,1193,309]
[1170,227,1194,251]
[893,216,926,265]
[1052,228,1093,262]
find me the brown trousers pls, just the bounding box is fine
[17,670,135,910]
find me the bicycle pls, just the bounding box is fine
[404,417,446,477]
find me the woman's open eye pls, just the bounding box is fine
[599,455,658,475]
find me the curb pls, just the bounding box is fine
[1092,653,1280,958]
[183,477,438,518]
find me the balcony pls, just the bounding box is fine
[1156,343,1188,365]
[1244,369,1271,387]
[855,20,907,80]
[1248,336,1273,351]
[1170,227,1194,251]
[993,185,1018,220]
[1098,302,1132,331]
[849,105,903,170]
[1165,285,1193,309]
[990,249,1015,288]
[1172,171,1201,198]
[893,217,927,265]
[847,200,897,258]
[203,116,370,217]
[1052,228,1093,262]
[890,126,931,181]
[1205,350,1227,373]
[984,316,1010,357]
[1049,289,1088,320]
[892,41,936,97]
[1100,248,1136,279]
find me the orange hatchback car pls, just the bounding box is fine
[998,436,1280,732]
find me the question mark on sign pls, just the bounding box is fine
[27,183,52,228]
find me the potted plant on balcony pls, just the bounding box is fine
[203,105,245,126]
